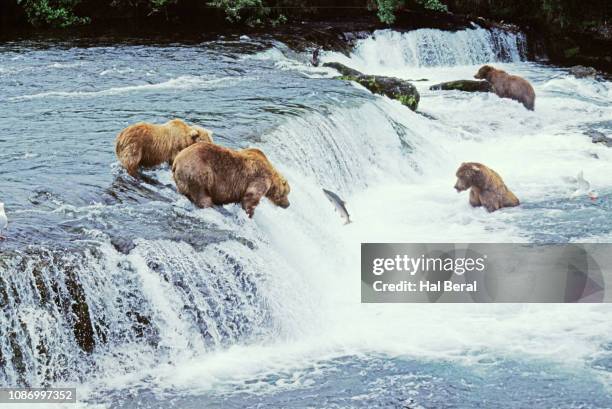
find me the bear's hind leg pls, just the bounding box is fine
[125,161,140,178]
[119,147,142,178]
[193,190,213,209]
[480,190,502,212]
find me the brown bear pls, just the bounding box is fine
[454,162,520,212]
[172,143,290,218]
[115,119,213,177]
[474,65,535,111]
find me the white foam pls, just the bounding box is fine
[10,75,242,101]
[246,45,338,77]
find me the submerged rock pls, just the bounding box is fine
[585,130,612,147]
[323,62,420,111]
[110,236,136,255]
[569,65,599,78]
[430,80,493,92]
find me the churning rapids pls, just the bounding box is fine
[1,27,612,408]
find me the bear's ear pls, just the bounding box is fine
[189,129,199,140]
[471,165,480,172]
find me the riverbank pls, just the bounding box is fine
[2,6,610,74]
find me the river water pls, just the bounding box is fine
[1,27,612,408]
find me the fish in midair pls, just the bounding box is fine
[322,188,351,225]
[0,203,7,240]
[569,171,598,201]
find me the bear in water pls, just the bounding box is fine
[172,143,290,218]
[115,119,213,177]
[454,162,520,212]
[475,65,535,110]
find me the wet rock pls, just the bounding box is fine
[430,80,493,92]
[31,263,50,304]
[585,130,612,147]
[0,276,9,307]
[341,30,371,43]
[110,236,136,255]
[126,311,158,346]
[64,264,95,353]
[322,62,362,78]
[9,331,26,385]
[569,65,599,78]
[323,62,420,111]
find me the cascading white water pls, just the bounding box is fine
[262,101,427,195]
[0,235,275,386]
[340,28,526,71]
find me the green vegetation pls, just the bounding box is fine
[17,0,89,27]
[12,0,448,28]
[15,0,179,27]
[374,0,447,24]
[563,46,580,58]
[207,0,267,24]
[10,0,609,34]
[207,0,289,26]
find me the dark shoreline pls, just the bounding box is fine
[0,9,610,74]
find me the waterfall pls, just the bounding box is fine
[0,92,439,386]
[0,237,274,386]
[343,27,527,69]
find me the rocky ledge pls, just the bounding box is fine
[323,62,420,111]
[429,80,493,92]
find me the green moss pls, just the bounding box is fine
[366,77,382,92]
[398,94,418,110]
[340,75,358,81]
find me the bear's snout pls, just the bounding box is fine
[279,201,290,209]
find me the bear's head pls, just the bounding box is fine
[474,65,494,80]
[267,175,291,209]
[189,126,214,144]
[454,162,484,192]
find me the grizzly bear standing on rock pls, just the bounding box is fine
[115,119,213,177]
[454,162,520,212]
[474,65,535,110]
[172,143,290,218]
